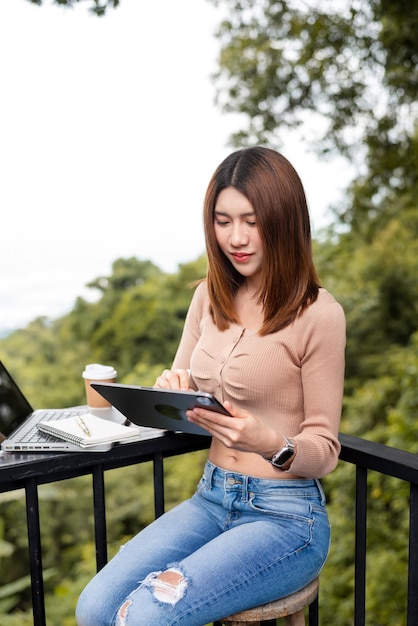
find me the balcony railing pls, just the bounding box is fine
[1,430,418,626]
[338,433,418,626]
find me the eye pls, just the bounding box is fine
[215,218,230,226]
[247,220,257,226]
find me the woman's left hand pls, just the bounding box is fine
[186,401,281,458]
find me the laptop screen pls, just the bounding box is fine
[0,361,32,440]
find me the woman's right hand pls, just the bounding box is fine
[154,368,191,390]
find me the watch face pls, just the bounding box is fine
[275,449,294,464]
[280,450,294,464]
[271,443,295,466]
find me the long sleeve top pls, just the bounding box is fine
[172,281,346,479]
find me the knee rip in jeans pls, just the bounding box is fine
[116,567,188,624]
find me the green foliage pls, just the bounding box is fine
[1,234,416,623]
[315,176,417,623]
[0,256,207,405]
[321,460,411,625]
[208,0,418,160]
[317,205,418,382]
[202,4,418,621]
[4,2,418,623]
[27,0,120,17]
[0,255,209,622]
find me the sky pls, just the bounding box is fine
[0,0,352,333]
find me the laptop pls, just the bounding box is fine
[0,360,112,453]
[92,382,231,437]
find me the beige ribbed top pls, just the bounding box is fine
[172,282,346,479]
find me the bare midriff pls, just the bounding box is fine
[208,438,304,480]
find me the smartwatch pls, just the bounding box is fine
[267,437,295,468]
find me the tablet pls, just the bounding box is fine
[91,382,231,436]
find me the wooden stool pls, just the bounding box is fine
[220,577,319,626]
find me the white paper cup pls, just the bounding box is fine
[82,363,117,408]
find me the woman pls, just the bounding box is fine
[76,147,345,626]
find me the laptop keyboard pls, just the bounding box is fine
[14,408,85,443]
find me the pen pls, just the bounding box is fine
[76,416,90,436]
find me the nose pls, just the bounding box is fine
[230,222,249,247]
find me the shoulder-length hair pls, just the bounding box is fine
[203,146,320,335]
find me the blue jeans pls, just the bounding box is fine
[76,461,330,626]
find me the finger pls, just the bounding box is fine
[187,408,230,434]
[154,369,180,389]
[154,374,170,389]
[173,368,191,390]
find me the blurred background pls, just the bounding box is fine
[0,0,350,333]
[0,2,417,625]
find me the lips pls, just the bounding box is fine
[231,253,252,263]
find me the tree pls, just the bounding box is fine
[0,255,209,624]
[203,4,416,617]
[27,0,119,16]
[208,0,418,163]
[4,2,418,619]
[208,0,418,390]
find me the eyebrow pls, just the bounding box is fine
[214,210,256,218]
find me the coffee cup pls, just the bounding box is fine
[82,363,117,408]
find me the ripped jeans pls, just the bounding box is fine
[75,461,330,626]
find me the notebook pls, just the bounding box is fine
[91,382,231,437]
[37,413,142,448]
[0,361,158,453]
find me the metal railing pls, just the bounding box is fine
[338,433,418,626]
[1,431,418,625]
[0,431,210,626]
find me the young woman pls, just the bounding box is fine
[76,147,346,626]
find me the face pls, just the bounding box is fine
[214,187,264,283]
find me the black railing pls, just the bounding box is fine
[0,431,210,626]
[339,433,418,626]
[1,431,418,625]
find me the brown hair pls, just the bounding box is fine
[203,146,320,335]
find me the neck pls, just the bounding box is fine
[241,278,261,300]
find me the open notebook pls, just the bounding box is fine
[37,413,141,448]
[37,413,142,448]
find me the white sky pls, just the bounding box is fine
[0,0,351,332]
